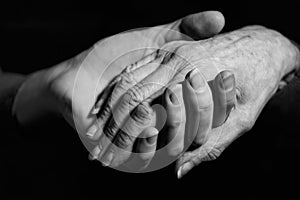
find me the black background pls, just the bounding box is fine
[1,0,300,199]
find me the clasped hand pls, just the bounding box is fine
[13,10,299,178]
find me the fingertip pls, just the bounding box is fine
[180,162,193,177]
[177,161,194,179]
[101,151,114,167]
[203,11,225,33]
[120,127,158,171]
[181,11,225,40]
[219,70,235,92]
[139,127,158,149]
[135,127,158,163]
[177,166,183,179]
[144,127,159,144]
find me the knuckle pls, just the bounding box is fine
[161,51,176,65]
[198,89,213,108]
[119,72,137,88]
[124,84,144,109]
[131,102,152,127]
[202,147,222,162]
[110,74,135,101]
[104,116,119,140]
[196,102,213,113]
[189,88,213,111]
[190,95,213,115]
[114,130,135,149]
[99,102,112,119]
[117,93,137,116]
[159,46,186,69]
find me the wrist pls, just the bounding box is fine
[12,68,60,126]
[0,73,26,117]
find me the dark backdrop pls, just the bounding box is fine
[1,1,299,199]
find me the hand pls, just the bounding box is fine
[89,25,299,175]
[141,69,236,172]
[175,27,299,178]
[96,69,236,172]
[12,11,225,152]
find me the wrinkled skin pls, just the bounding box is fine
[90,26,300,177]
[53,11,224,135]
[12,11,226,168]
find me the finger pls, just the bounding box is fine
[164,11,225,42]
[180,11,225,40]
[176,140,222,179]
[182,68,213,146]
[98,101,153,167]
[176,104,254,179]
[176,141,221,179]
[135,127,158,160]
[164,84,186,156]
[124,127,158,171]
[176,71,236,177]
[95,52,181,150]
[209,70,236,127]
[86,51,161,139]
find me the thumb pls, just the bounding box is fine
[163,11,225,42]
[180,11,225,40]
[176,106,253,179]
[176,142,223,179]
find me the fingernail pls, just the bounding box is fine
[187,69,206,92]
[86,124,97,137]
[169,90,179,105]
[90,146,101,160]
[177,162,192,178]
[177,166,182,179]
[182,162,192,173]
[91,106,100,114]
[220,72,234,91]
[146,132,158,145]
[101,152,114,167]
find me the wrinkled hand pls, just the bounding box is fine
[89,65,236,171]
[46,11,225,153]
[89,25,300,176]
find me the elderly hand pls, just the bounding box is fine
[12,11,225,156]
[88,25,300,176]
[89,66,236,171]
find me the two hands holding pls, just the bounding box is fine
[12,11,300,178]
